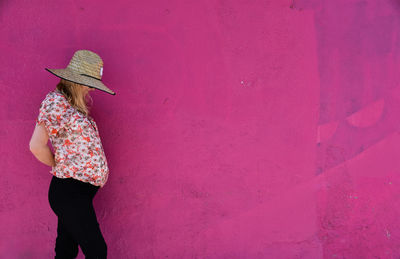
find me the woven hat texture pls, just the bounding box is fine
[45,50,116,95]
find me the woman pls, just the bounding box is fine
[29,50,116,259]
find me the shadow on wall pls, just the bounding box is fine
[0,1,10,18]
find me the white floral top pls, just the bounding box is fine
[36,89,109,188]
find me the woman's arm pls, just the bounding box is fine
[29,123,56,167]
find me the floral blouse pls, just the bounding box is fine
[36,89,109,188]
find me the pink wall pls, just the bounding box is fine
[2,0,400,258]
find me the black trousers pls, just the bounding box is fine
[48,175,107,259]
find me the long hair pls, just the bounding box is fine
[56,79,93,116]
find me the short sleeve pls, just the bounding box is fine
[36,94,71,137]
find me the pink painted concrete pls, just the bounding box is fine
[1,0,400,258]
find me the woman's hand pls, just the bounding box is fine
[29,123,56,167]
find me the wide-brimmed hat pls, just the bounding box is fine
[45,50,116,95]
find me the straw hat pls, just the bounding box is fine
[45,50,116,95]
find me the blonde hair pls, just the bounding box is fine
[56,79,93,116]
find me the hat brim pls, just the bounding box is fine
[45,68,116,95]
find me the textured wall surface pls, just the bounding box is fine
[1,0,400,258]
